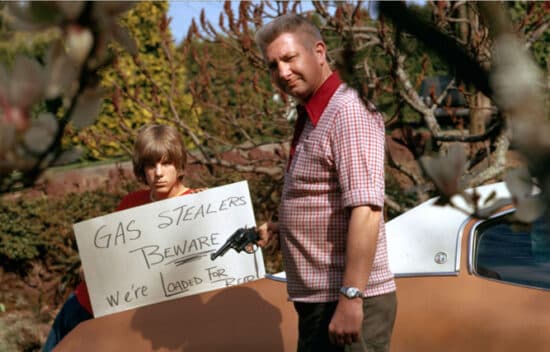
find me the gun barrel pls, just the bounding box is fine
[210,227,258,261]
[210,245,230,261]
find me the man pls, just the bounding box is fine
[255,14,397,352]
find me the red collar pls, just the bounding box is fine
[301,71,342,126]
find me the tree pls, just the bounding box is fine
[0,1,548,223]
[0,1,137,192]
[74,1,199,159]
[376,1,549,220]
[181,0,549,220]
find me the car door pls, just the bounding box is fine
[389,182,550,352]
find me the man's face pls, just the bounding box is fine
[264,32,326,103]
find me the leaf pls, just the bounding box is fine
[23,112,58,154]
[56,1,85,20]
[54,148,84,165]
[29,2,65,23]
[514,196,545,223]
[9,56,46,107]
[3,106,30,131]
[0,64,10,98]
[94,1,136,17]
[45,42,79,99]
[4,2,46,31]
[70,89,105,129]
[112,24,139,56]
[420,143,467,198]
[0,123,16,157]
[504,167,533,199]
[476,197,513,219]
[65,26,94,65]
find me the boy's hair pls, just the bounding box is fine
[132,124,187,185]
[255,13,323,57]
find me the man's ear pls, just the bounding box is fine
[313,41,327,64]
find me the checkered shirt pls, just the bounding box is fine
[279,84,396,302]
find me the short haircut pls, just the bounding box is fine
[132,124,187,185]
[255,13,323,57]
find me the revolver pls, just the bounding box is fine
[210,227,259,261]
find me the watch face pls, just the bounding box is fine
[341,287,362,298]
[347,287,360,297]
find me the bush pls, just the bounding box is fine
[0,181,140,286]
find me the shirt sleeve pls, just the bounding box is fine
[331,97,385,208]
[116,194,133,211]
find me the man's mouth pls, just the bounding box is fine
[287,79,299,88]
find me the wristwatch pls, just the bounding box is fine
[339,286,365,299]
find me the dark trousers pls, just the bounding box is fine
[293,291,397,352]
[42,293,93,352]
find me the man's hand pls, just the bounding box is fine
[256,222,280,252]
[328,298,364,346]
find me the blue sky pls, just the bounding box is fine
[168,1,229,43]
[167,1,315,44]
[167,1,425,44]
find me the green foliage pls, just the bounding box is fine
[0,28,60,67]
[0,1,60,67]
[184,38,290,145]
[76,1,198,159]
[0,186,134,272]
[323,4,450,126]
[508,2,549,71]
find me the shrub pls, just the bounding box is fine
[0,180,140,287]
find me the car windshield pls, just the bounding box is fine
[474,213,550,290]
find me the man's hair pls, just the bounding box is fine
[255,13,323,56]
[132,124,187,185]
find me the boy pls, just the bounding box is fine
[43,124,197,351]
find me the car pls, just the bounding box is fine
[386,181,550,352]
[56,182,550,351]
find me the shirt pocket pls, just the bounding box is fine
[291,137,333,182]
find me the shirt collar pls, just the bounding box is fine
[301,71,342,126]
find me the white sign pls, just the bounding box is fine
[73,181,265,317]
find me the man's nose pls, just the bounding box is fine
[277,62,291,80]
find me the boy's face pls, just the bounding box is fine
[144,160,181,199]
[264,32,327,103]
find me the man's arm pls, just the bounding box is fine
[328,205,381,346]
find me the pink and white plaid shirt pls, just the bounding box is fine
[279,72,396,302]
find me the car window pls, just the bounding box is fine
[473,212,550,289]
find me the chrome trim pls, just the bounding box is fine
[266,271,461,282]
[265,273,287,282]
[467,208,515,274]
[395,271,459,278]
[455,215,474,273]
